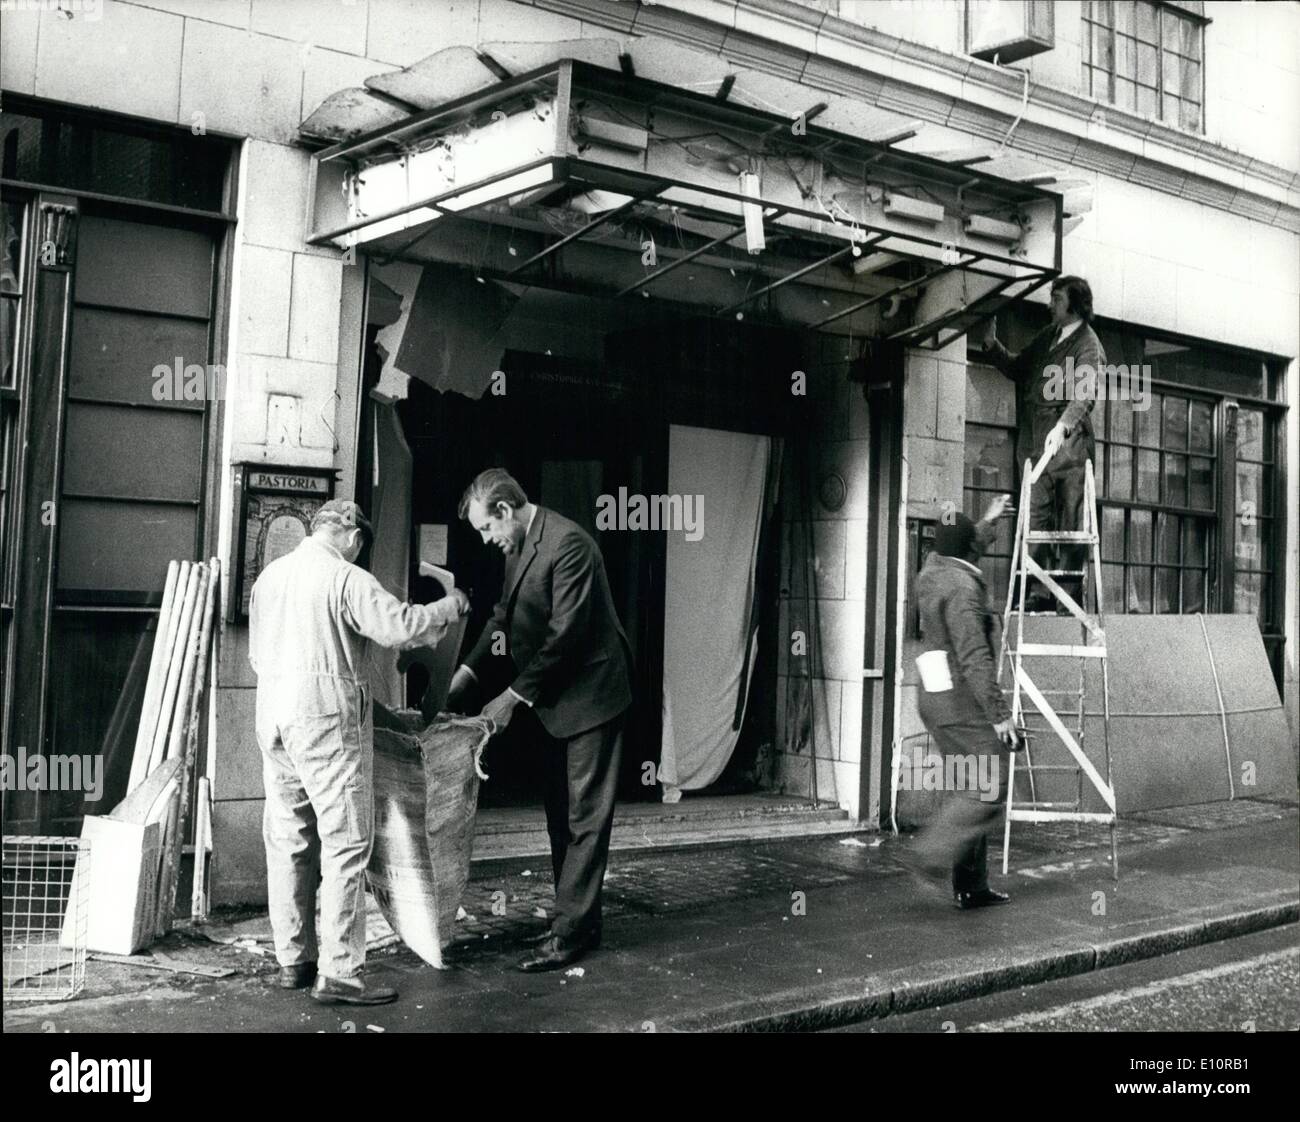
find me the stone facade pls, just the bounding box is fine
[5,0,1294,902]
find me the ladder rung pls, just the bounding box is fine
[1019,764,1084,771]
[1011,801,1081,810]
[1025,531,1096,543]
[1008,809,1115,824]
[1013,643,1107,658]
[1018,569,1087,577]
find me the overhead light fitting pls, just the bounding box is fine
[883,193,945,225]
[963,214,1022,244]
[852,251,904,275]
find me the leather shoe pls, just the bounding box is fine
[954,888,1011,910]
[516,934,595,973]
[277,962,317,989]
[311,975,398,1005]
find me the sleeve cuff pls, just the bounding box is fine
[507,686,534,708]
[457,664,478,683]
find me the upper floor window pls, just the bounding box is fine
[1083,1,1206,132]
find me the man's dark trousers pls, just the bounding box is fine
[1029,457,1090,603]
[542,715,624,942]
[914,705,1011,895]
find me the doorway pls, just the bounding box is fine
[357,282,807,811]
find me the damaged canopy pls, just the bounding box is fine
[304,47,1078,349]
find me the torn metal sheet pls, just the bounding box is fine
[478,37,623,76]
[300,87,408,145]
[365,45,501,111]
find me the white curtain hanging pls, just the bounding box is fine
[659,424,771,800]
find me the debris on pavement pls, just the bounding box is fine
[88,952,234,979]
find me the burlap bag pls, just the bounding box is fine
[367,713,492,968]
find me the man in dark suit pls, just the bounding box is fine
[982,276,1104,609]
[910,501,1021,909]
[447,469,632,972]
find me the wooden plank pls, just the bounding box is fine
[133,559,189,789]
[154,563,209,934]
[147,563,202,774]
[165,563,210,762]
[159,559,220,933]
[191,776,211,922]
[127,559,180,791]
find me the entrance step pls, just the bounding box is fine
[470,794,860,873]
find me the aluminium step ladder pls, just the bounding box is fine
[996,455,1118,879]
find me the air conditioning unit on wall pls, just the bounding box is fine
[967,0,1055,64]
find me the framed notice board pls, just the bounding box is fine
[231,464,337,620]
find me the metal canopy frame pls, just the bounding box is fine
[307,59,1063,348]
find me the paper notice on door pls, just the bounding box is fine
[916,649,954,693]
[418,523,448,566]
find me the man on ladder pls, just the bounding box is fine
[981,276,1105,612]
[983,275,1121,878]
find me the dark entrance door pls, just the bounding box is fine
[398,362,663,806]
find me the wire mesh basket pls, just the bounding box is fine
[3,835,91,1003]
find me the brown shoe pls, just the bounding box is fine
[311,975,398,1005]
[277,962,317,990]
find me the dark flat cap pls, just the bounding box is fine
[934,512,977,559]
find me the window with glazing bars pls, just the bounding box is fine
[1233,407,1278,631]
[1083,1,1205,132]
[1096,391,1215,615]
